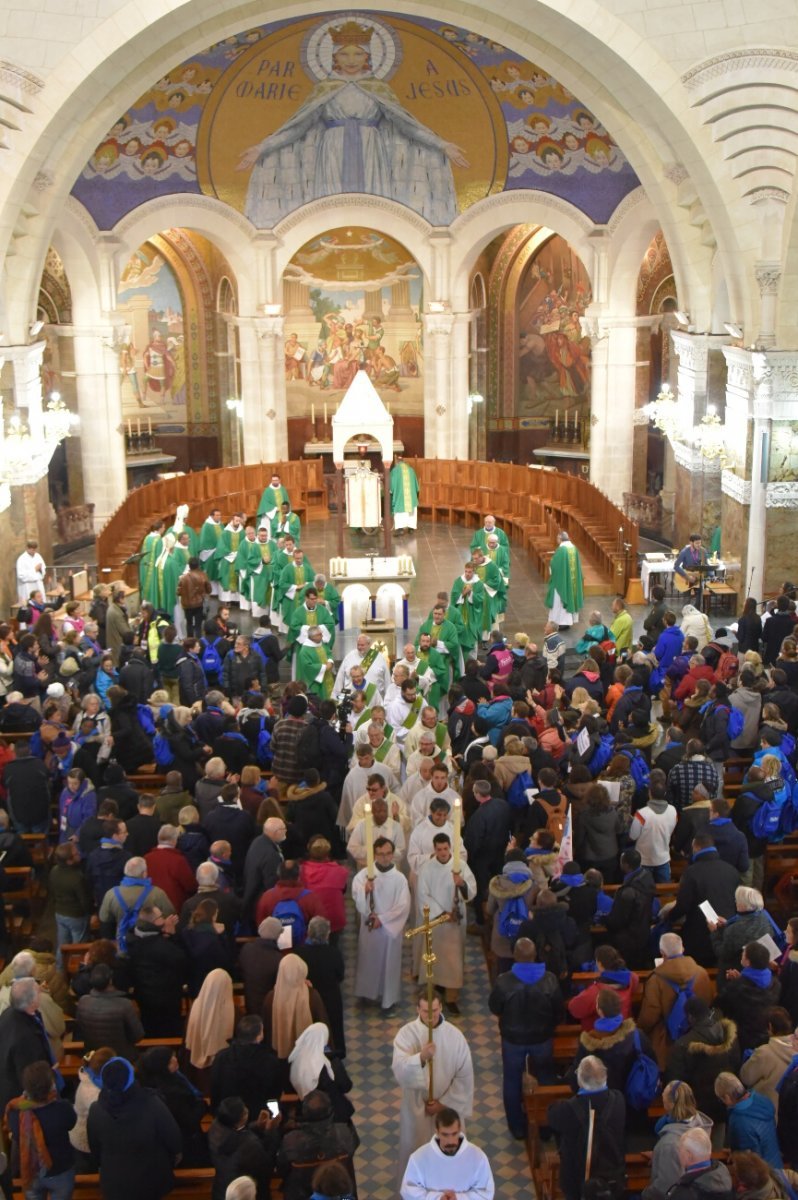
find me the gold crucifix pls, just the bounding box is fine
[404,904,450,1102]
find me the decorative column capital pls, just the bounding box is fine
[423,312,454,338]
[754,262,781,297]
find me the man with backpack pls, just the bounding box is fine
[488,937,563,1138]
[604,849,656,968]
[254,862,325,945]
[628,770,677,882]
[609,669,651,734]
[731,764,783,890]
[97,856,174,951]
[525,766,569,845]
[636,932,713,1068]
[666,740,720,811]
[463,780,512,925]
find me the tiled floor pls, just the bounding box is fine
[339,908,532,1200]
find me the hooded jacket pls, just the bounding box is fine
[488,962,563,1044]
[666,1012,741,1125]
[604,866,656,967]
[663,1160,734,1199]
[637,955,714,1068]
[730,686,763,749]
[571,1017,655,1093]
[740,1035,797,1112]
[642,1111,714,1200]
[486,866,536,959]
[716,973,782,1053]
[629,797,677,867]
[728,1090,783,1165]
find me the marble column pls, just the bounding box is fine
[422,310,454,459]
[754,263,781,350]
[69,326,128,527]
[238,315,287,464]
[584,314,640,504]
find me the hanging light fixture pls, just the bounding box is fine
[644,382,680,438]
[692,404,730,466]
[43,392,77,444]
[0,414,55,485]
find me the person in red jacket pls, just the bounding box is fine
[567,944,639,1031]
[255,861,325,931]
[299,836,349,938]
[674,655,717,703]
[144,824,197,911]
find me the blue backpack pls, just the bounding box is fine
[726,707,745,741]
[620,747,650,798]
[272,892,310,946]
[255,716,273,767]
[199,637,224,677]
[113,882,153,954]
[588,733,615,777]
[136,703,156,736]
[498,894,528,942]
[152,733,175,768]
[749,786,788,842]
[507,769,534,810]
[624,1029,661,1110]
[664,976,695,1041]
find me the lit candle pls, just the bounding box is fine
[386,400,391,416]
[311,403,315,424]
[554,408,559,428]
[452,797,462,872]
[127,419,132,437]
[573,408,577,429]
[364,802,375,878]
[137,418,141,435]
[147,417,152,435]
[323,402,328,424]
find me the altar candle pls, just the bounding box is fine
[452,798,462,872]
[554,408,559,428]
[364,802,375,878]
[323,402,328,424]
[573,408,577,429]
[126,419,132,437]
[386,400,391,416]
[136,418,141,435]
[311,403,315,424]
[147,417,152,435]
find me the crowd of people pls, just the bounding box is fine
[2,516,798,1200]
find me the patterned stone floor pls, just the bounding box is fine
[338,907,531,1199]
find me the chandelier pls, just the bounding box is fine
[44,392,77,443]
[0,392,78,487]
[644,383,680,437]
[692,405,731,466]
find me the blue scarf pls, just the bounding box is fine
[710,817,732,826]
[727,909,787,948]
[692,847,717,861]
[512,963,546,984]
[741,966,773,989]
[559,873,584,887]
[222,732,248,744]
[525,847,549,858]
[594,1014,623,1033]
[600,969,631,988]
[578,1086,607,1096]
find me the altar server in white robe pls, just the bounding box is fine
[352,837,410,1012]
[333,632,392,697]
[392,994,474,1182]
[401,1109,494,1200]
[347,793,406,869]
[336,746,398,828]
[406,799,456,880]
[416,835,476,1009]
[410,767,461,828]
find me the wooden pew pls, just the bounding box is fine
[13,1169,215,1200]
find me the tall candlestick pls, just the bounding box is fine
[136,418,141,436]
[323,402,328,424]
[127,419,132,437]
[147,417,152,436]
[554,408,559,428]
[386,400,391,416]
[311,403,315,424]
[364,802,375,878]
[452,798,462,872]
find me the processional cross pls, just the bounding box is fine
[404,905,450,1102]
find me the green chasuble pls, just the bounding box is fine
[173,544,191,573]
[300,580,341,612]
[279,559,315,627]
[416,616,460,668]
[296,641,334,699]
[472,560,503,632]
[257,483,290,520]
[234,537,265,607]
[215,525,243,595]
[139,532,162,605]
[287,602,336,650]
[166,523,199,555]
[389,462,419,514]
[199,518,223,583]
[155,549,183,613]
[487,544,511,611]
[545,540,584,614]
[450,575,485,651]
[470,525,509,553]
[270,511,302,544]
[414,646,450,709]
[251,541,275,610]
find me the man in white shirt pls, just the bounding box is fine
[16,541,46,605]
[401,1108,494,1200]
[352,835,411,1013]
[629,769,678,882]
[336,745,398,828]
[411,764,461,827]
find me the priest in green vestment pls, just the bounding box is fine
[234,525,264,613]
[416,603,461,670]
[390,458,420,533]
[470,514,509,553]
[295,625,335,700]
[199,509,223,591]
[214,514,245,602]
[469,549,503,636]
[270,502,302,545]
[287,588,336,655]
[414,633,451,710]
[154,533,184,619]
[300,574,341,621]
[486,533,510,616]
[257,473,290,523]
[278,547,315,630]
[450,563,485,655]
[248,528,276,620]
[138,520,164,606]
[545,530,584,626]
[166,503,199,556]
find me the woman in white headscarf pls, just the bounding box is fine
[288,1022,356,1126]
[185,967,235,1069]
[263,954,328,1061]
[680,603,713,651]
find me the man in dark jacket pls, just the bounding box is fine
[177,559,211,639]
[699,683,732,772]
[315,700,352,801]
[654,726,686,776]
[221,635,266,698]
[763,596,794,665]
[210,1015,284,1115]
[295,916,346,1058]
[547,1055,626,1200]
[610,671,651,734]
[731,766,777,892]
[277,1090,357,1200]
[664,997,741,1126]
[124,794,161,857]
[0,977,56,1114]
[649,1127,733,1199]
[707,798,749,877]
[203,782,256,885]
[463,780,512,923]
[85,818,131,905]
[604,849,656,968]
[127,904,188,1036]
[176,639,208,707]
[239,916,284,1015]
[119,649,155,703]
[0,808,33,867]
[488,937,563,1137]
[242,817,286,916]
[3,741,51,832]
[178,861,241,936]
[74,962,144,1058]
[518,888,581,974]
[107,687,154,774]
[666,834,739,966]
[715,940,782,1052]
[96,763,140,822]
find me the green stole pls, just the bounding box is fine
[401,696,424,729]
[316,646,333,698]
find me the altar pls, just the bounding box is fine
[329,554,416,630]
